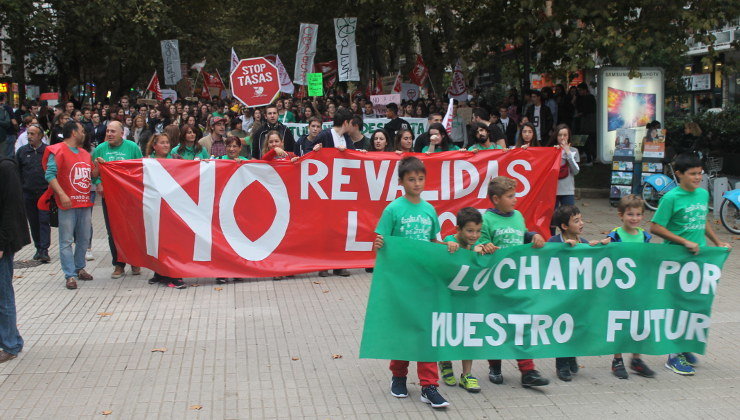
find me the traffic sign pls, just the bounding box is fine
[230,57,280,107]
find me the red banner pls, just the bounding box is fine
[99,148,560,278]
[408,54,429,87]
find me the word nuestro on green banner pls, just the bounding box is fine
[360,238,731,361]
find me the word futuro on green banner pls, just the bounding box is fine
[360,238,730,361]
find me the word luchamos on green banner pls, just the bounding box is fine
[360,238,730,361]
[307,72,323,96]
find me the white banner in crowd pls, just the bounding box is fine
[266,54,295,95]
[160,40,182,86]
[334,17,360,82]
[284,117,429,140]
[294,23,319,85]
[400,83,420,101]
[230,48,239,73]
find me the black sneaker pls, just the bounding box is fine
[39,250,51,263]
[216,278,227,284]
[148,273,163,285]
[318,270,330,277]
[557,366,572,381]
[32,251,41,261]
[612,358,629,379]
[521,370,549,387]
[168,279,187,289]
[390,376,408,398]
[333,269,350,277]
[488,366,503,384]
[568,357,579,374]
[630,358,656,378]
[365,268,374,273]
[420,385,450,409]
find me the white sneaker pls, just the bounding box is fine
[85,250,95,261]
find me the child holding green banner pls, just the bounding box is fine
[547,204,608,381]
[438,207,486,393]
[605,194,656,379]
[479,176,550,388]
[373,156,454,409]
[650,153,732,376]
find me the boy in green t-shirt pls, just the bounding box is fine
[374,156,453,409]
[604,194,655,379]
[438,207,486,393]
[650,153,731,376]
[479,176,550,388]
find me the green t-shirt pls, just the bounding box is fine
[148,152,173,159]
[278,111,295,123]
[615,227,646,243]
[219,155,250,160]
[480,210,526,248]
[92,139,143,183]
[652,186,709,246]
[421,144,461,153]
[171,144,209,160]
[375,196,440,241]
[469,143,502,151]
[443,234,481,250]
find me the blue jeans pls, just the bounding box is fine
[0,252,23,355]
[58,207,92,279]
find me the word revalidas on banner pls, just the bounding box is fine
[98,148,559,277]
[360,238,731,361]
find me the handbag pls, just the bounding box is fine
[558,162,569,179]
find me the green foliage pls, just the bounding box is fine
[666,106,740,153]
[1,0,738,97]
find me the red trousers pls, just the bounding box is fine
[488,359,535,372]
[389,360,439,387]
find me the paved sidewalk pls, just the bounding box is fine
[1,198,738,419]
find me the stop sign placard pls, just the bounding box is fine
[230,57,280,108]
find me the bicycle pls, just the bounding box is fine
[719,189,740,234]
[641,156,722,212]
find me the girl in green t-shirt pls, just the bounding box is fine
[422,123,461,153]
[219,136,250,161]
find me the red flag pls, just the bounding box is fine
[315,60,337,76]
[202,70,226,89]
[200,82,210,100]
[408,54,429,86]
[146,71,162,101]
[392,71,402,93]
[326,74,337,89]
[373,75,383,95]
[295,84,307,99]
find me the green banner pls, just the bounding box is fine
[360,238,731,361]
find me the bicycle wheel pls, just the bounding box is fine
[719,198,740,234]
[642,183,661,211]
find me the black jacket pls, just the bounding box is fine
[383,117,411,140]
[496,119,518,147]
[525,104,554,143]
[294,134,321,156]
[251,122,296,159]
[316,128,355,150]
[91,123,106,147]
[0,159,31,253]
[15,143,48,192]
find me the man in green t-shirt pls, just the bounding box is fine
[650,153,731,376]
[92,121,143,279]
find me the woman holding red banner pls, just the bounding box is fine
[394,129,414,154]
[172,124,209,160]
[422,123,461,153]
[513,122,541,149]
[261,131,298,162]
[368,129,393,152]
[143,133,187,289]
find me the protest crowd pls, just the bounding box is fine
[0,77,733,410]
